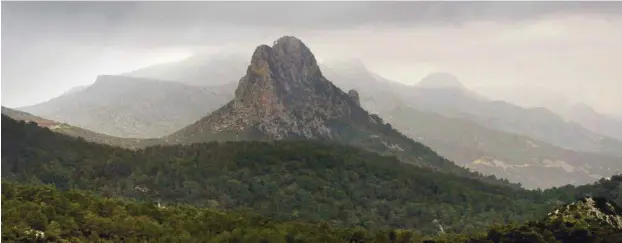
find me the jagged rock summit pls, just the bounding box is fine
[167,36,373,141]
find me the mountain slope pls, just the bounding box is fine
[470,85,622,142]
[124,52,248,87]
[320,61,622,158]
[19,75,234,138]
[380,106,622,189]
[123,54,622,157]
[2,114,556,233]
[404,85,622,158]
[165,36,509,184]
[319,61,407,115]
[1,107,152,148]
[560,103,622,142]
[4,182,621,243]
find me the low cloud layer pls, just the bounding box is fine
[2,2,621,115]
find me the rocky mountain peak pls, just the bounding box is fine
[272,36,312,57]
[175,36,370,141]
[235,36,323,107]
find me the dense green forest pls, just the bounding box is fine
[3,182,622,242]
[545,176,622,206]
[1,115,546,233]
[2,114,622,237]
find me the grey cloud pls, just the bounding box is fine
[2,1,622,114]
[3,2,622,47]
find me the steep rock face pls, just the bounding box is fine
[348,90,361,106]
[169,36,371,141]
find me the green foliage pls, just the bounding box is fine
[3,182,621,243]
[323,117,516,188]
[3,114,622,240]
[544,176,622,206]
[2,115,553,234]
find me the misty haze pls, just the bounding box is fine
[2,2,622,242]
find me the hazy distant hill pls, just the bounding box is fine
[124,53,249,87]
[320,61,622,158]
[380,106,622,189]
[436,100,622,158]
[472,86,622,142]
[319,61,407,115]
[1,106,152,148]
[19,75,235,138]
[558,103,622,142]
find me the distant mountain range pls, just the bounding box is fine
[123,52,249,87]
[19,75,235,138]
[10,37,621,189]
[379,106,621,189]
[558,103,622,142]
[321,61,622,158]
[474,85,622,142]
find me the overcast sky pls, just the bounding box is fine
[2,2,622,115]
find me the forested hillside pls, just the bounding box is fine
[3,182,622,242]
[3,114,621,237]
[545,175,622,206]
[2,115,553,233]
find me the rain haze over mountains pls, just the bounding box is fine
[3,2,622,114]
[2,1,622,189]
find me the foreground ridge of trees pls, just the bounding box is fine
[2,115,621,234]
[3,182,622,243]
[1,116,544,233]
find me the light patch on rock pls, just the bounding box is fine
[470,158,511,171]
[542,159,575,172]
[382,141,404,152]
[525,140,539,148]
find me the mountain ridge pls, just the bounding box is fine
[320,60,622,158]
[1,106,154,148]
[381,105,622,189]
[19,75,234,138]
